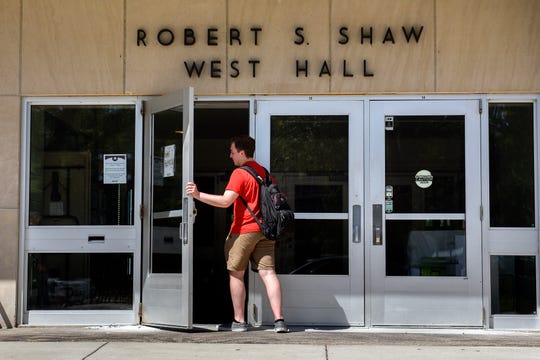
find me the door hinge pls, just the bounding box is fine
[139,204,145,220]
[138,303,143,317]
[478,99,483,115]
[385,116,394,131]
[480,205,484,221]
[253,100,257,115]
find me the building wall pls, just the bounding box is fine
[0,0,539,326]
[0,0,21,328]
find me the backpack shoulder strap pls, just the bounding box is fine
[240,165,269,185]
[238,165,264,227]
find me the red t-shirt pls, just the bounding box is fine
[226,161,268,234]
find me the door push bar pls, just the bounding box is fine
[373,204,383,246]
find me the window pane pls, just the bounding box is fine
[270,115,348,213]
[489,103,535,227]
[491,255,537,315]
[29,105,135,226]
[275,220,348,275]
[386,116,465,213]
[152,217,182,273]
[151,109,184,274]
[27,253,133,310]
[271,115,349,275]
[386,220,466,276]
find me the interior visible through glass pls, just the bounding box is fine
[491,255,537,315]
[29,105,135,226]
[270,115,349,275]
[386,220,466,276]
[489,103,535,227]
[385,115,465,213]
[27,253,133,310]
[151,108,184,274]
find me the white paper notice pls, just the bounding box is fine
[163,144,175,178]
[104,154,127,184]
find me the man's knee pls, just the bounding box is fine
[229,270,245,280]
[258,269,277,279]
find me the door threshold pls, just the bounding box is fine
[192,323,220,332]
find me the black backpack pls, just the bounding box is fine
[239,165,294,240]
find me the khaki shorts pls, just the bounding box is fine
[224,232,275,272]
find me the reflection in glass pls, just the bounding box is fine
[29,105,135,226]
[271,115,349,275]
[27,253,133,310]
[386,220,466,276]
[151,109,184,274]
[489,103,535,227]
[152,217,182,273]
[275,220,348,275]
[491,255,536,314]
[385,116,465,213]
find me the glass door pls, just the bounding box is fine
[141,88,195,328]
[368,100,483,326]
[252,100,364,326]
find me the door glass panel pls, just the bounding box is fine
[489,103,535,227]
[386,220,466,276]
[491,255,537,314]
[270,115,348,275]
[27,253,133,310]
[385,115,466,277]
[385,116,465,213]
[278,219,348,274]
[151,109,183,274]
[29,105,135,226]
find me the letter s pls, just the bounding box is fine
[294,27,304,45]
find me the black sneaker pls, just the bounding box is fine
[274,319,288,333]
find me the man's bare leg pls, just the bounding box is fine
[229,270,246,323]
[258,269,283,321]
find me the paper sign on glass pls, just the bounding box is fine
[163,144,175,178]
[104,154,127,184]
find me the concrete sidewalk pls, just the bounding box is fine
[1,342,540,360]
[1,326,540,359]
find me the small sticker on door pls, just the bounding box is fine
[415,169,433,189]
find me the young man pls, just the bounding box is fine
[185,135,288,333]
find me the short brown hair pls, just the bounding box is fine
[231,135,255,158]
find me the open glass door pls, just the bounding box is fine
[368,100,483,326]
[141,88,195,328]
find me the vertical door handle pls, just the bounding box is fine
[373,204,383,246]
[352,205,361,243]
[179,222,184,243]
[181,197,189,245]
[179,222,188,245]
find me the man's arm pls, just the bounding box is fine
[185,182,238,208]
